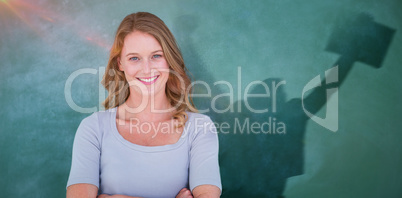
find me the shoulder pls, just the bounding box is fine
[79,108,115,128]
[186,111,214,123]
[75,108,116,142]
[185,112,217,140]
[186,112,215,129]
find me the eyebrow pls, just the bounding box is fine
[125,50,163,57]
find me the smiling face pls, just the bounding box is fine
[118,31,169,97]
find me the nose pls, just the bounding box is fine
[142,60,151,74]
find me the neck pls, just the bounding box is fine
[118,91,174,122]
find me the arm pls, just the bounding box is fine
[192,185,221,198]
[66,115,102,197]
[189,116,222,198]
[96,188,194,198]
[66,184,143,198]
[97,194,142,198]
[67,184,98,198]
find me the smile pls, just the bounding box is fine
[136,75,159,84]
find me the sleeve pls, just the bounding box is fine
[189,116,222,192]
[66,113,101,189]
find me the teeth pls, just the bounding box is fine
[138,76,158,82]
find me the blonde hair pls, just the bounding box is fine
[102,12,197,127]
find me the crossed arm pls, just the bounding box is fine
[66,183,220,198]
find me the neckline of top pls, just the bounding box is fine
[108,107,189,152]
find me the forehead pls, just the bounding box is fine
[122,31,162,54]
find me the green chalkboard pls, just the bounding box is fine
[1,0,401,197]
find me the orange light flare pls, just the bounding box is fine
[0,0,111,50]
[0,0,42,35]
[86,36,110,49]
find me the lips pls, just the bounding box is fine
[136,75,159,84]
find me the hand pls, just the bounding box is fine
[97,194,142,198]
[176,188,193,198]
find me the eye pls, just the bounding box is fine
[153,54,162,59]
[129,57,139,61]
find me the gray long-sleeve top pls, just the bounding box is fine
[67,108,222,197]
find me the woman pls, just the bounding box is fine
[66,12,222,198]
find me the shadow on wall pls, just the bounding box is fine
[175,13,395,198]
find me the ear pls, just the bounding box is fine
[117,57,123,71]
